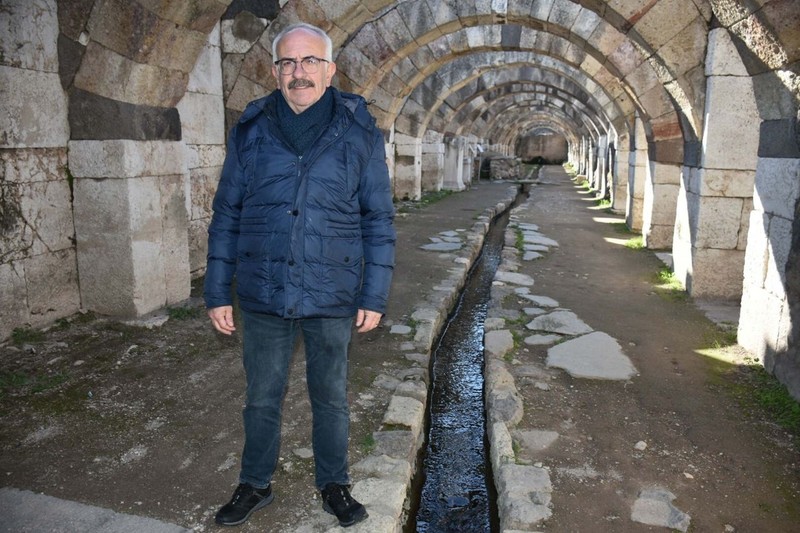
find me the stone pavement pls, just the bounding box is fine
[2,166,798,532]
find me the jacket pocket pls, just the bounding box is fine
[312,237,363,308]
[235,233,272,304]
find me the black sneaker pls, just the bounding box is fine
[321,483,368,527]
[214,483,274,526]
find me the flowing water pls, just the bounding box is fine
[413,198,518,533]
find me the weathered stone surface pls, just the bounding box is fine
[485,329,515,359]
[1,67,69,148]
[0,262,29,339]
[69,140,187,178]
[523,334,562,346]
[351,477,406,519]
[68,88,181,141]
[754,158,800,220]
[0,0,59,72]
[73,42,188,108]
[187,23,223,96]
[496,464,552,530]
[382,396,424,439]
[23,249,80,325]
[513,429,559,455]
[630,487,691,532]
[547,331,638,380]
[371,430,417,464]
[87,0,209,72]
[177,92,225,145]
[494,270,535,286]
[73,167,190,317]
[527,310,592,335]
[351,455,411,483]
[702,75,759,171]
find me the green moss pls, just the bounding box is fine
[360,433,376,454]
[168,305,201,320]
[11,327,45,345]
[652,267,687,301]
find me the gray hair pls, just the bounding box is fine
[272,22,333,62]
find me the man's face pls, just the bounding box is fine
[272,29,336,114]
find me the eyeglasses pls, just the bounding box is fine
[274,56,329,75]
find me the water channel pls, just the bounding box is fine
[412,188,525,533]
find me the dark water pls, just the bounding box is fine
[414,206,513,533]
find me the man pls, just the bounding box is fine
[204,22,395,528]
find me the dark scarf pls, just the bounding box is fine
[276,87,335,155]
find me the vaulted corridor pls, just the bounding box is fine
[1,1,799,531]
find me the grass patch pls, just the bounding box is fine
[0,370,70,399]
[722,356,800,436]
[360,433,376,454]
[11,327,45,346]
[168,305,201,320]
[514,228,525,253]
[652,267,687,301]
[396,189,454,213]
[596,198,612,209]
[625,235,645,250]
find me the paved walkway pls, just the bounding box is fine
[2,166,798,532]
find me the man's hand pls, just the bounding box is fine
[208,305,236,335]
[355,309,382,333]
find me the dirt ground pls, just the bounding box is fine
[491,168,800,531]
[1,170,798,532]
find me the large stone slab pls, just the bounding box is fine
[630,487,691,532]
[526,310,592,335]
[547,331,638,380]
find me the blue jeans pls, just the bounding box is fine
[238,310,354,490]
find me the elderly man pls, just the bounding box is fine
[204,22,395,528]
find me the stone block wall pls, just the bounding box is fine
[0,0,79,339]
[739,158,800,374]
[178,23,226,276]
[69,140,190,316]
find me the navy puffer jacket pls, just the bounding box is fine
[204,88,396,318]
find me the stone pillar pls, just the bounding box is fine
[177,22,225,277]
[613,134,630,213]
[627,117,648,231]
[672,28,758,299]
[0,0,80,339]
[595,135,608,197]
[421,131,445,192]
[642,161,680,249]
[69,141,191,317]
[393,133,422,201]
[443,137,466,191]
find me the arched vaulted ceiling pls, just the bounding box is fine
[225,0,726,164]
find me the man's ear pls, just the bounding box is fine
[326,62,337,86]
[272,64,279,80]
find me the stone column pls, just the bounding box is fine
[421,131,445,192]
[393,133,422,201]
[672,28,758,299]
[443,137,467,191]
[613,134,630,213]
[70,141,191,317]
[626,117,648,231]
[642,160,680,249]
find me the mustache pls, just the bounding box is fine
[288,79,315,89]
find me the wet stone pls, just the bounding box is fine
[526,310,592,335]
[420,242,462,252]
